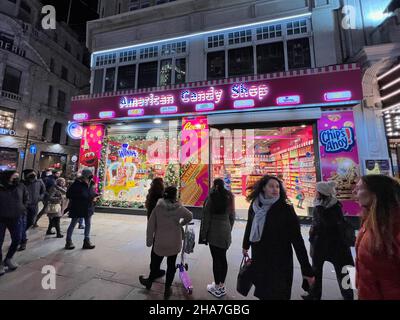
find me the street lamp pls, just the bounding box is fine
[21,122,34,174]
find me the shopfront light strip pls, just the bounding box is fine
[73,113,88,121]
[381,77,400,90]
[91,12,312,67]
[233,99,255,108]
[378,63,400,81]
[381,88,400,101]
[99,111,116,119]
[324,91,352,102]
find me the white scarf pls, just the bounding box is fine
[250,193,279,243]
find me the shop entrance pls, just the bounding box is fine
[39,152,67,174]
[210,124,319,219]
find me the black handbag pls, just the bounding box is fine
[338,217,356,247]
[236,256,253,297]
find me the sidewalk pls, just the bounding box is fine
[0,213,356,300]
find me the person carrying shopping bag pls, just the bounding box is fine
[46,178,68,238]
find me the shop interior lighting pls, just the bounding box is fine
[381,88,400,101]
[153,119,162,124]
[381,77,400,90]
[378,63,400,81]
[382,102,400,114]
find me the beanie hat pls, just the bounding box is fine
[316,181,337,197]
[81,169,93,179]
[23,169,35,177]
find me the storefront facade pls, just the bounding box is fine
[71,64,365,217]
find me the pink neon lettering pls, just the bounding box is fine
[181,87,223,104]
[120,94,175,109]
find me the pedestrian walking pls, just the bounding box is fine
[46,178,68,238]
[302,181,354,300]
[139,186,193,299]
[242,175,314,300]
[65,169,98,250]
[0,171,29,275]
[144,177,166,279]
[19,169,46,251]
[354,175,400,300]
[200,178,235,298]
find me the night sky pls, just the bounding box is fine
[41,0,99,40]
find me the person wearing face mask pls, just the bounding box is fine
[19,169,46,251]
[302,181,354,300]
[354,175,400,300]
[0,171,29,275]
[46,178,68,238]
[65,169,98,250]
[242,175,314,300]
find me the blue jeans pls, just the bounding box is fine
[20,214,27,243]
[78,218,84,227]
[66,216,92,242]
[0,218,21,261]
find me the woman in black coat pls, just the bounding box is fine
[303,181,354,300]
[242,175,314,300]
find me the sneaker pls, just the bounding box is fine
[78,225,85,229]
[218,286,226,297]
[4,259,18,271]
[207,283,222,298]
[0,263,5,276]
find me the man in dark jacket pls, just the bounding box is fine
[65,169,98,250]
[34,169,62,227]
[0,171,29,275]
[18,169,46,251]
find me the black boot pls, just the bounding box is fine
[82,239,95,250]
[18,240,27,251]
[46,230,56,235]
[65,240,75,250]
[139,275,153,290]
[164,286,172,300]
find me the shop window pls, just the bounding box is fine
[139,46,158,59]
[159,59,172,86]
[117,65,136,91]
[119,50,136,63]
[93,69,104,94]
[2,66,22,95]
[228,46,254,77]
[287,38,311,70]
[256,24,282,40]
[175,58,186,84]
[61,66,68,81]
[256,42,285,74]
[0,107,15,129]
[138,61,158,89]
[47,85,53,106]
[52,122,62,144]
[57,90,66,111]
[0,148,18,171]
[228,29,252,45]
[287,19,308,36]
[207,51,225,80]
[105,68,116,92]
[208,34,224,48]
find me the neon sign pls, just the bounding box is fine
[128,109,144,116]
[234,99,255,108]
[119,94,175,109]
[320,127,355,153]
[276,95,301,105]
[66,122,83,140]
[0,127,16,136]
[324,91,352,102]
[99,111,115,119]
[181,87,223,104]
[118,144,139,158]
[231,83,269,100]
[196,103,215,111]
[160,106,178,114]
[73,113,88,121]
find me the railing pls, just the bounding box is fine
[1,90,22,102]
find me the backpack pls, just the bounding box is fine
[183,227,195,254]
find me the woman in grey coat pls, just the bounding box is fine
[200,178,235,298]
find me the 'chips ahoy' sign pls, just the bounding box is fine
[320,127,355,153]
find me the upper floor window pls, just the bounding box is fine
[0,107,15,130]
[52,122,62,144]
[140,46,158,59]
[138,61,157,89]
[117,65,136,91]
[256,24,282,40]
[208,34,224,49]
[93,69,104,94]
[228,46,254,77]
[95,53,117,67]
[50,58,55,72]
[287,19,308,36]
[61,66,69,81]
[0,32,14,47]
[119,50,137,63]
[207,51,225,81]
[228,29,252,45]
[57,90,66,111]
[105,68,116,92]
[287,38,311,69]
[257,42,285,74]
[161,42,186,56]
[2,66,22,95]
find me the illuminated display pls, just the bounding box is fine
[276,95,301,105]
[128,108,145,116]
[99,111,115,119]
[160,106,178,114]
[181,87,223,104]
[196,103,215,112]
[73,113,88,121]
[234,99,255,108]
[119,94,175,109]
[324,91,352,102]
[231,83,269,100]
[67,122,84,140]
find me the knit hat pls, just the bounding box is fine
[316,181,337,197]
[81,169,93,179]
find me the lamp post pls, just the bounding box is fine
[21,122,34,174]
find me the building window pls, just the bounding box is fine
[207,51,225,80]
[161,42,186,56]
[175,58,186,84]
[0,107,15,129]
[2,66,22,95]
[105,68,116,92]
[256,42,285,74]
[93,69,104,94]
[139,46,158,59]
[95,53,116,67]
[64,42,71,53]
[138,61,158,89]
[256,24,282,40]
[287,20,308,36]
[228,29,252,45]
[140,0,150,8]
[117,65,136,91]
[52,122,62,144]
[42,119,48,140]
[287,38,311,70]
[57,90,66,111]
[61,66,68,81]
[228,46,254,77]
[119,50,136,63]
[47,85,53,106]
[0,32,14,47]
[50,58,55,72]
[208,34,224,49]
[159,59,172,86]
